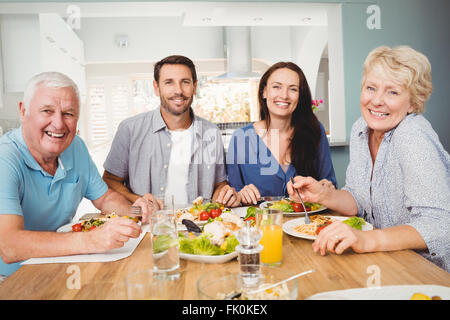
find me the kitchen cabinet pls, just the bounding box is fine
[0,13,85,96]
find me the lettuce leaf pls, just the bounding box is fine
[153,234,178,254]
[244,206,256,220]
[343,217,366,230]
[178,236,195,254]
[269,202,293,212]
[192,235,224,255]
[178,233,239,256]
[224,235,239,254]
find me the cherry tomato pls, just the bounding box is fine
[199,210,210,221]
[244,216,256,226]
[316,225,326,235]
[315,221,332,235]
[210,208,222,219]
[292,203,304,212]
[72,223,82,232]
[88,225,97,231]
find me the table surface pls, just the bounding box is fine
[1,210,449,299]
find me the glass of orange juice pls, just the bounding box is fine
[256,208,283,266]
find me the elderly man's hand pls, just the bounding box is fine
[214,184,241,208]
[131,194,155,224]
[86,217,142,252]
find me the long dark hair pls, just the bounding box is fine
[258,62,321,178]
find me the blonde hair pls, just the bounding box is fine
[361,46,433,114]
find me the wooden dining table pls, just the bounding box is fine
[0,209,449,300]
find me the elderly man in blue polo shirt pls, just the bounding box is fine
[0,72,150,279]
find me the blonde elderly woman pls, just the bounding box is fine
[287,46,450,272]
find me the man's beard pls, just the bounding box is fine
[160,94,193,116]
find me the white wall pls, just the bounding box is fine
[76,17,225,63]
[251,26,293,64]
[0,14,41,92]
[39,13,86,96]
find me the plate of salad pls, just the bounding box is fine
[260,198,327,217]
[177,213,242,263]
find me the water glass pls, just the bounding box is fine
[151,206,180,279]
[256,208,283,266]
[124,269,183,300]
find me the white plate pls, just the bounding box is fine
[57,222,78,233]
[306,285,450,300]
[179,251,238,264]
[260,201,328,217]
[282,216,373,240]
[57,218,143,233]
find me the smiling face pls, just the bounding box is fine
[153,64,197,117]
[20,84,79,166]
[263,68,300,119]
[360,65,414,138]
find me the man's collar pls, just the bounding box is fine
[12,127,73,174]
[153,107,197,134]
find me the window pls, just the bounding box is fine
[85,77,132,148]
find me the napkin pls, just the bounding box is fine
[21,224,150,265]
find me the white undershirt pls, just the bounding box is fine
[165,125,193,205]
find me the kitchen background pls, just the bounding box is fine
[0,0,449,219]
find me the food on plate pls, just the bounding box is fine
[410,293,442,300]
[181,219,202,233]
[267,198,323,213]
[294,215,333,236]
[178,214,242,256]
[176,196,231,223]
[342,217,366,230]
[243,206,257,226]
[220,211,244,231]
[71,213,139,232]
[293,216,368,236]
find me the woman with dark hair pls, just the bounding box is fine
[226,62,336,205]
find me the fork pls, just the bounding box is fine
[290,177,310,224]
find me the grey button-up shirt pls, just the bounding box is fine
[343,114,450,272]
[104,108,227,203]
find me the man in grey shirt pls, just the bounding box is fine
[103,55,241,214]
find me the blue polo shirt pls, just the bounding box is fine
[0,128,108,276]
[226,123,337,197]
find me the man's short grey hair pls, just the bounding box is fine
[23,72,80,114]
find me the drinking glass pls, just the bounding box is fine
[150,194,180,279]
[256,208,283,266]
[124,269,183,300]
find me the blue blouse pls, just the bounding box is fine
[226,123,337,197]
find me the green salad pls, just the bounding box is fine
[178,233,239,256]
[342,217,366,230]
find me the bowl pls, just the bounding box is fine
[197,264,298,300]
